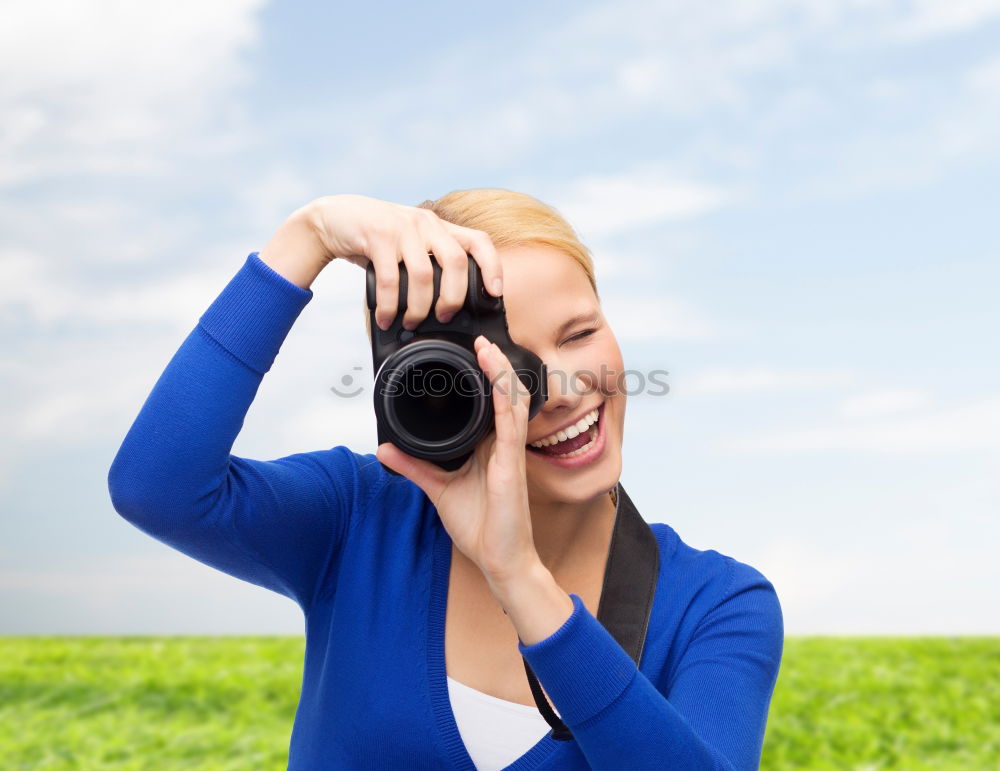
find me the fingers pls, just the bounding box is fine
[370,235,401,331]
[376,442,450,502]
[427,232,470,323]
[368,206,499,332]
[475,335,528,453]
[398,228,435,331]
[398,211,481,331]
[443,222,503,297]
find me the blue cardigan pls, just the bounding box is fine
[108,252,784,770]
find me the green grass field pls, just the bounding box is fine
[2,638,998,769]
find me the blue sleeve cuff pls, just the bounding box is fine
[198,251,314,375]
[517,592,639,727]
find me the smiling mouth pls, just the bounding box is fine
[525,401,603,459]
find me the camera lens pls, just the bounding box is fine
[374,340,492,462]
[394,361,478,441]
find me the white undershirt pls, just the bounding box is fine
[446,675,557,770]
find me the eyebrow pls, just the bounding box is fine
[555,311,600,338]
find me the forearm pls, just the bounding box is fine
[551,667,731,770]
[499,566,783,770]
[487,568,726,768]
[108,253,313,523]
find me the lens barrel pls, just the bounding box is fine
[373,339,493,466]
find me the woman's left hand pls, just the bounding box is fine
[375,334,539,585]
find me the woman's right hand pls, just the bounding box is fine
[260,194,504,332]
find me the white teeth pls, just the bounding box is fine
[550,425,598,458]
[529,407,600,448]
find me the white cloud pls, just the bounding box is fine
[0,246,238,328]
[802,50,1000,198]
[889,0,1000,42]
[0,553,304,634]
[10,371,150,445]
[839,388,931,418]
[717,395,1000,454]
[552,169,727,240]
[756,530,1000,635]
[211,0,1000,207]
[680,366,857,396]
[0,327,187,453]
[0,0,264,186]
[967,54,1000,92]
[290,0,807,185]
[269,391,377,458]
[0,554,229,596]
[236,165,318,232]
[588,249,657,281]
[602,295,718,342]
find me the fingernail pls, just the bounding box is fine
[438,310,454,324]
[492,278,503,296]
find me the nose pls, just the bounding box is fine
[536,361,598,418]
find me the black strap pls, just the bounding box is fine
[520,482,659,741]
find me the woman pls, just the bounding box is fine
[108,190,783,770]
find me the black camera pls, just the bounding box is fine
[366,253,548,473]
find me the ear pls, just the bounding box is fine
[376,442,450,501]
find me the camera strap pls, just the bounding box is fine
[520,482,659,741]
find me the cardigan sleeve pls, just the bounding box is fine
[107,252,372,610]
[516,558,784,770]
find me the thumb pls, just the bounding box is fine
[376,442,448,500]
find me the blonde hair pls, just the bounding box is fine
[363,188,597,341]
[418,188,597,294]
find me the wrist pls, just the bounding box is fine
[489,561,575,646]
[483,552,546,595]
[486,555,545,594]
[258,202,331,290]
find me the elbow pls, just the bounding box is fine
[107,452,149,525]
[107,447,183,528]
[107,448,223,534]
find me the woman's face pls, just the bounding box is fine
[497,243,625,505]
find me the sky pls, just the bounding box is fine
[1,0,998,636]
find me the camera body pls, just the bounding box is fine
[366,253,548,473]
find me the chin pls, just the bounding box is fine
[526,445,623,505]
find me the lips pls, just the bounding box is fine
[525,401,607,468]
[526,402,602,448]
[531,422,596,456]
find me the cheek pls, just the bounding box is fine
[593,342,625,395]
[547,340,626,399]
